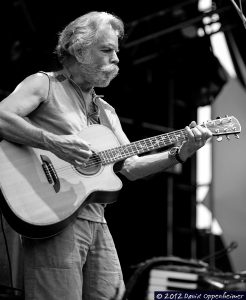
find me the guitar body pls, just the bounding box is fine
[0,125,122,238]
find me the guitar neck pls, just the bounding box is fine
[98,129,188,165]
[93,115,241,165]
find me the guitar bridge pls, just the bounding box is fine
[41,154,60,193]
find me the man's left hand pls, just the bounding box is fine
[179,121,213,162]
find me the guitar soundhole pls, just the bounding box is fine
[74,152,102,176]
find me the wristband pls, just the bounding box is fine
[168,147,185,164]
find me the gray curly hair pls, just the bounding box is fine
[55,11,124,64]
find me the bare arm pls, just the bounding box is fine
[0,73,92,164]
[120,121,212,181]
[0,73,50,147]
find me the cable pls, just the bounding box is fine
[0,211,13,289]
[0,210,25,298]
[201,241,238,263]
[229,0,246,29]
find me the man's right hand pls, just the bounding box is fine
[43,132,93,166]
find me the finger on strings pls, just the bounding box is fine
[77,148,93,159]
[189,121,197,128]
[76,138,91,150]
[185,126,195,140]
[191,127,202,141]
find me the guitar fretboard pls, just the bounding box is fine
[98,129,188,165]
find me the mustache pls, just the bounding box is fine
[101,64,119,75]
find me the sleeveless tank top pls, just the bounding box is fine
[27,69,130,223]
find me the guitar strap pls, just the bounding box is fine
[94,97,114,130]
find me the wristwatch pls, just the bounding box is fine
[168,147,185,164]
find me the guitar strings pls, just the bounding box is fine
[53,129,188,172]
[58,129,188,170]
[57,137,189,172]
[70,119,232,169]
[86,129,188,168]
[43,119,234,174]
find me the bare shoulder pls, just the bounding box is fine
[0,72,50,116]
[14,72,50,100]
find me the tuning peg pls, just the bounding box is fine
[235,134,240,139]
[216,136,223,142]
[226,135,230,140]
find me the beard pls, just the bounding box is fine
[79,62,119,87]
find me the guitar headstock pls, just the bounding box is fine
[203,116,241,141]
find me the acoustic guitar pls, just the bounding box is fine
[0,116,241,238]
